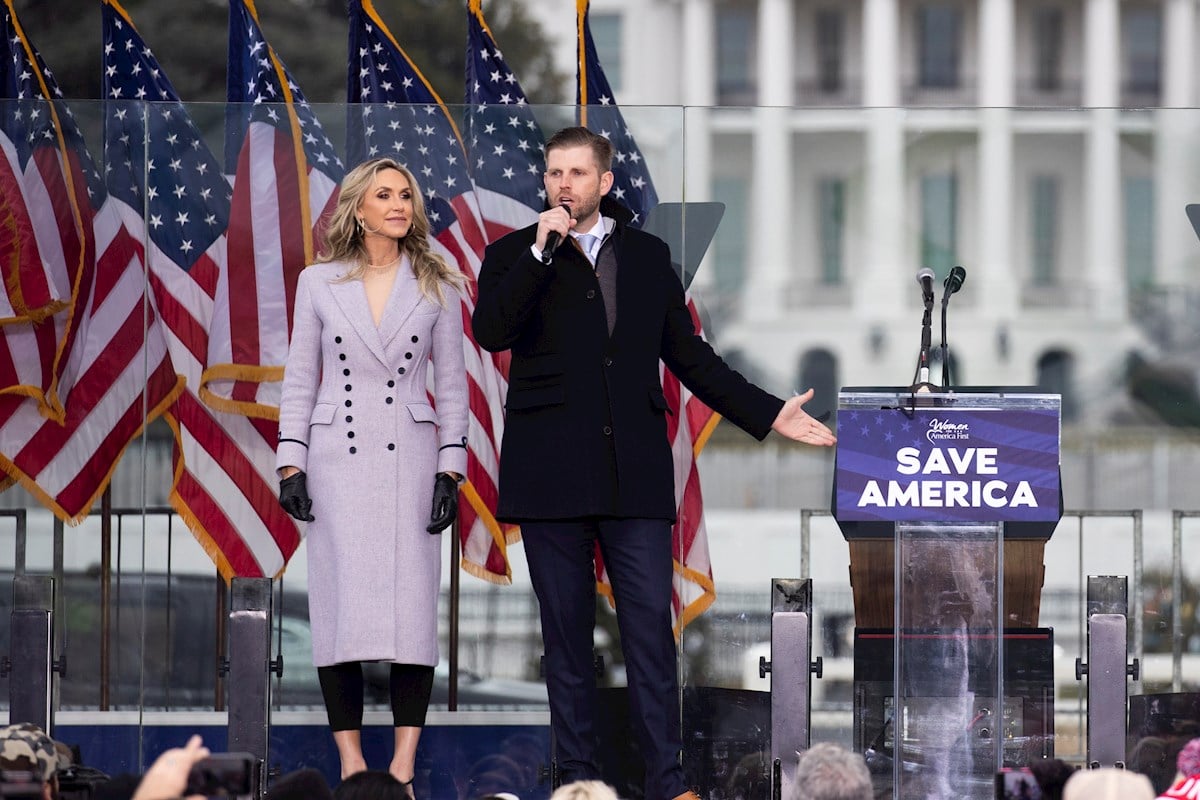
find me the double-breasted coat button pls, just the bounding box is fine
[345,416,353,423]
[405,352,413,359]
[411,335,419,343]
[344,384,352,392]
[398,367,406,375]
[339,354,346,361]
[349,446,357,454]
[345,400,353,407]
[347,431,355,439]
[603,426,613,435]
[343,368,350,376]
[387,443,395,451]
[387,380,395,388]
[386,397,394,404]
[586,289,596,299]
[335,336,342,343]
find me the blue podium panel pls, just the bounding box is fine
[834,389,1062,800]
[834,389,1062,539]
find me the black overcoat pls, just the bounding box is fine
[473,210,784,522]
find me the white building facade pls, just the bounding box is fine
[525,0,1200,426]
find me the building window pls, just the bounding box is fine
[1125,176,1155,290]
[1125,7,1162,97]
[712,176,748,294]
[817,178,845,285]
[716,3,756,104]
[815,9,844,94]
[1032,7,1063,92]
[798,349,838,420]
[1031,175,1059,286]
[920,173,958,277]
[917,5,961,89]
[1036,350,1077,422]
[590,13,623,92]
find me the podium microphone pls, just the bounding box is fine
[944,265,966,296]
[940,266,967,386]
[916,267,935,301]
[541,202,571,264]
[913,268,936,389]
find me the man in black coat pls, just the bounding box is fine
[472,126,836,800]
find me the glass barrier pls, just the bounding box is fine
[2,99,1200,799]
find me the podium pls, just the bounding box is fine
[832,388,1062,799]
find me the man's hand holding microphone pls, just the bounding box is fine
[536,202,573,264]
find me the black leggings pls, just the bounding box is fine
[317,662,435,731]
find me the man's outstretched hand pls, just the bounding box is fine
[770,388,837,446]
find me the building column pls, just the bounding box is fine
[745,0,795,317]
[862,0,900,107]
[978,0,1014,108]
[758,0,794,107]
[859,110,907,317]
[976,0,1017,322]
[746,107,792,318]
[1085,111,1124,321]
[1155,0,1199,288]
[682,0,716,107]
[859,0,904,317]
[1083,0,1119,109]
[1162,0,1194,108]
[683,0,717,294]
[1083,0,1124,321]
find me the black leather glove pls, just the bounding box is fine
[426,472,459,534]
[278,471,315,522]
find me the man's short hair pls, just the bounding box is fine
[0,723,59,783]
[790,743,872,800]
[545,127,614,173]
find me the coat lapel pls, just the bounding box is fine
[327,267,389,366]
[378,254,423,350]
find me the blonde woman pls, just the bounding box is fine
[276,158,469,793]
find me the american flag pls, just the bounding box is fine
[465,0,545,236]
[348,0,513,583]
[576,0,719,632]
[100,0,302,578]
[215,0,343,426]
[575,0,658,228]
[0,0,183,521]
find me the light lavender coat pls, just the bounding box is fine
[276,258,468,667]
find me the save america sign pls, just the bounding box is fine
[833,406,1060,523]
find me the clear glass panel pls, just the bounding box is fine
[6,95,1200,799]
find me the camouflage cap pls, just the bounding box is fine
[0,722,59,782]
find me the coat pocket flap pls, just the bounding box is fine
[407,403,440,424]
[648,388,673,414]
[310,403,337,426]
[510,353,564,380]
[506,385,565,411]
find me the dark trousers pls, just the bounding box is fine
[522,518,685,800]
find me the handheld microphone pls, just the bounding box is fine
[916,267,936,301]
[541,203,571,264]
[944,265,966,296]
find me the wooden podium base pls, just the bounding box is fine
[847,539,1047,628]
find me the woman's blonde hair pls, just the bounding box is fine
[315,157,466,306]
[549,781,620,800]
